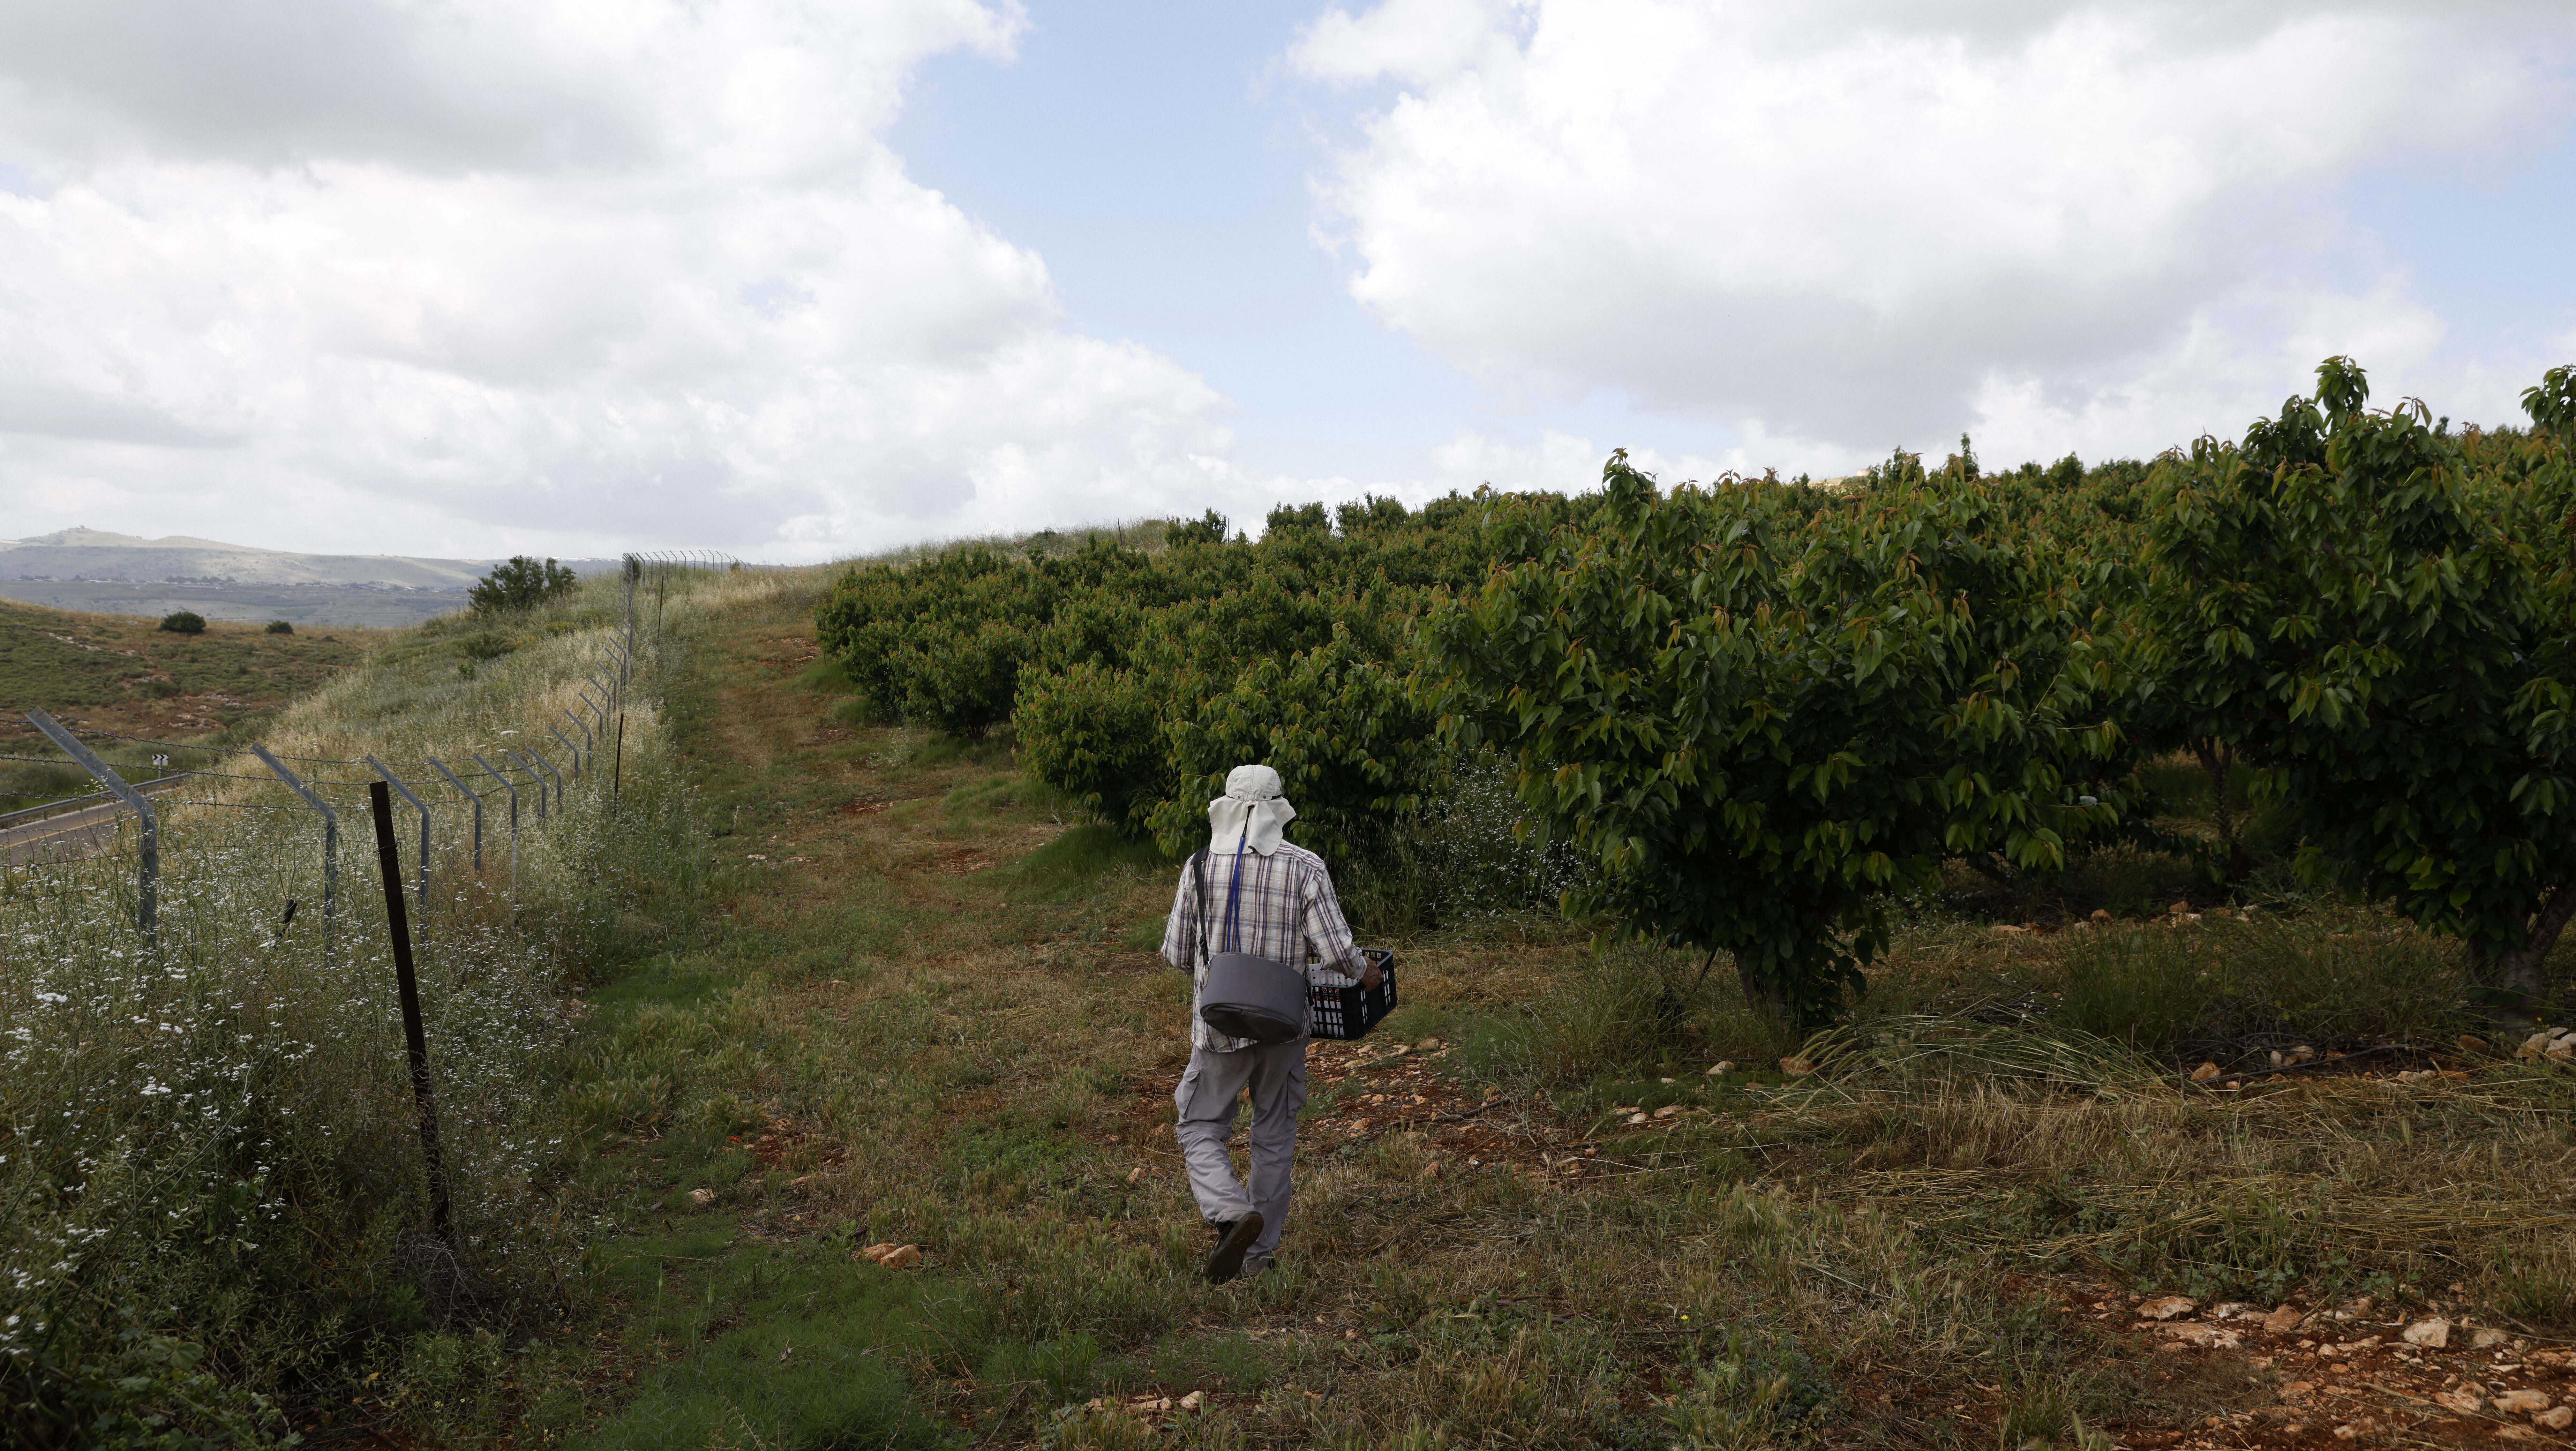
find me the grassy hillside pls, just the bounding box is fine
[0,597,387,805]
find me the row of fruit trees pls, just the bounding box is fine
[817,359,2576,1026]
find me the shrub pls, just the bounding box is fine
[158,610,206,634]
[468,556,579,614]
[264,619,294,634]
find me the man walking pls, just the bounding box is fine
[1161,764,1377,1283]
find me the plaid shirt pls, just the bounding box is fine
[1161,842,1361,1052]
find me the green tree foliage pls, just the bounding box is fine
[815,504,1488,863]
[468,555,579,615]
[1418,452,2144,1025]
[815,357,2576,1022]
[2142,358,2576,1014]
[157,611,205,635]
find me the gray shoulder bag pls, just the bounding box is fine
[1192,828,1309,1044]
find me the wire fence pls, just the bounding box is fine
[0,554,713,928]
[0,554,779,1402]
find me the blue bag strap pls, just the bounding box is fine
[1221,825,1249,955]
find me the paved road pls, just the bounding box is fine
[0,778,188,867]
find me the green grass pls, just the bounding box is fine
[566,1234,950,1451]
[2055,915,2468,1056]
[1010,824,1173,903]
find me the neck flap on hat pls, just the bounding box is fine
[1206,763,1297,857]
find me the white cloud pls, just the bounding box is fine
[1295,0,2576,462]
[0,0,1239,560]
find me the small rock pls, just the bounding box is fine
[2159,1323,2244,1349]
[2462,1034,2492,1052]
[2137,1296,2197,1320]
[875,1243,922,1269]
[2436,1388,2486,1414]
[1419,1160,1444,1180]
[2494,1389,2553,1414]
[2332,1425,2359,1441]
[1779,1055,1815,1078]
[1626,1112,1649,1125]
[2536,1407,2573,1430]
[1651,1105,1681,1119]
[1418,1038,1443,1051]
[2190,1062,2222,1082]
[1125,1166,1147,1185]
[2212,1302,2256,1320]
[2403,1318,2452,1349]
[1179,1391,1204,1412]
[859,1241,899,1262]
[2091,908,2113,923]
[2265,1305,2307,1332]
[2497,1427,2539,1442]
[2521,1030,2555,1061]
[688,1187,717,1206]
[1706,1061,1735,1075]
[2476,1327,2512,1349]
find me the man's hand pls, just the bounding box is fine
[1358,960,1382,991]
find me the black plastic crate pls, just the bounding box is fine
[1309,948,1397,1041]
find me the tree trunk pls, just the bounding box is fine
[1963,853,2014,890]
[2190,736,2246,878]
[2483,879,2576,1024]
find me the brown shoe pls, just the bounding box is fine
[1205,1213,1264,1283]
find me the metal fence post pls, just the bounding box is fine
[511,748,555,819]
[367,781,454,1247]
[548,724,581,785]
[25,710,155,946]
[251,744,336,930]
[424,757,482,874]
[365,757,433,912]
[469,753,520,887]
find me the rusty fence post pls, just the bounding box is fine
[368,781,453,1247]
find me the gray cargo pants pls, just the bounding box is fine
[1174,1035,1307,1258]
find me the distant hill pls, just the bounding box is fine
[0,530,624,627]
[0,527,503,588]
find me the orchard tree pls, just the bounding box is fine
[2144,358,2576,1017]
[1420,454,2143,1026]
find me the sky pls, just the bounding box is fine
[1,0,2572,562]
